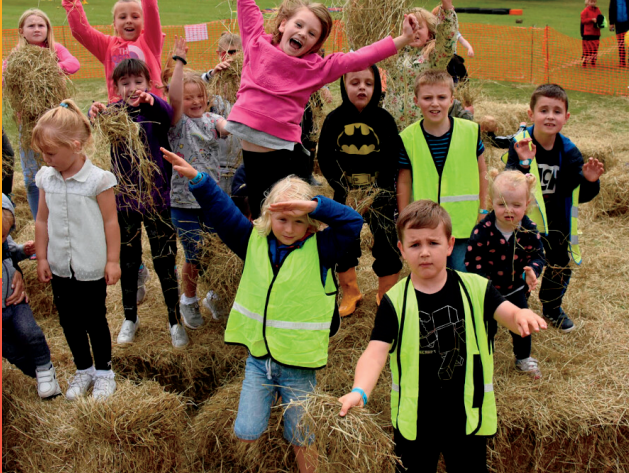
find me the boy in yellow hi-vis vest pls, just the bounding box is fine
[507,84,604,333]
[397,70,488,273]
[338,200,546,473]
[162,148,363,473]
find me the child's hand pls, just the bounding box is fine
[216,118,229,137]
[268,200,318,217]
[23,240,36,257]
[320,87,333,104]
[213,60,233,75]
[173,35,188,60]
[514,137,536,167]
[105,262,121,286]
[582,157,604,182]
[514,309,547,337]
[133,90,154,107]
[338,391,365,417]
[160,147,198,179]
[402,14,419,41]
[6,271,28,305]
[88,101,107,122]
[467,46,475,58]
[442,0,454,11]
[523,266,538,292]
[37,260,52,284]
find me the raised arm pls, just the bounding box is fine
[430,1,459,70]
[62,0,109,63]
[54,43,80,75]
[141,0,164,57]
[169,36,187,126]
[237,0,266,48]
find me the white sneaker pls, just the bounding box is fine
[93,376,117,401]
[66,370,94,401]
[515,357,542,380]
[36,365,62,399]
[137,265,151,305]
[117,318,139,345]
[181,301,204,329]
[169,323,189,348]
[203,291,227,320]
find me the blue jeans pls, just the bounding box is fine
[234,354,316,446]
[447,238,469,273]
[2,302,51,378]
[19,128,40,220]
[170,207,213,265]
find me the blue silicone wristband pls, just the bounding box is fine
[479,209,489,215]
[351,387,368,406]
[190,172,203,185]
[520,159,531,166]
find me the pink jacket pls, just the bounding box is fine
[62,0,165,102]
[229,0,398,143]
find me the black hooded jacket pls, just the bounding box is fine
[317,65,403,207]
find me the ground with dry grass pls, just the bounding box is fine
[2,78,629,472]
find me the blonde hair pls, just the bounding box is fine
[414,69,454,97]
[254,176,320,236]
[272,0,333,55]
[479,115,498,134]
[409,7,438,60]
[31,100,94,157]
[488,169,536,212]
[112,0,143,16]
[17,9,56,50]
[160,57,209,108]
[218,32,242,52]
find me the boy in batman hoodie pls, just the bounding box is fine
[317,65,404,316]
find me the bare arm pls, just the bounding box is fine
[397,169,412,213]
[169,36,187,126]
[393,14,419,50]
[96,188,121,285]
[494,301,547,337]
[338,340,390,416]
[478,153,488,214]
[35,190,52,283]
[457,35,474,57]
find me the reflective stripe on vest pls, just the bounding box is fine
[387,273,497,440]
[225,232,336,368]
[501,129,582,264]
[400,118,481,239]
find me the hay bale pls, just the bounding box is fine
[343,0,413,50]
[474,101,529,136]
[589,164,629,218]
[207,52,243,106]
[3,45,72,153]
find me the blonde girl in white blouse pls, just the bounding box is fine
[33,100,121,402]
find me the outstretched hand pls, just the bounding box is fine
[268,200,317,217]
[582,157,604,182]
[514,309,547,337]
[514,137,536,166]
[173,35,188,60]
[160,147,197,179]
[523,266,538,292]
[132,90,154,107]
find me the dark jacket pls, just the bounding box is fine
[316,65,402,210]
[465,212,545,295]
[110,94,174,214]
[506,126,600,237]
[610,0,629,33]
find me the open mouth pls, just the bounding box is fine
[124,27,135,33]
[289,38,303,51]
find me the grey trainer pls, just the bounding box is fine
[181,301,204,329]
[170,323,189,348]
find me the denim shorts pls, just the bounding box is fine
[170,207,212,264]
[234,354,316,446]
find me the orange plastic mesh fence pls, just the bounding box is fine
[3,20,628,96]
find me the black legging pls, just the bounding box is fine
[118,209,180,326]
[242,148,311,219]
[539,229,572,315]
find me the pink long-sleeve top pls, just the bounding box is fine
[62,0,165,103]
[228,0,398,144]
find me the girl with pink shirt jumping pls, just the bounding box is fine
[3,9,80,220]
[62,0,165,102]
[226,0,419,218]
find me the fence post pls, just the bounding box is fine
[544,25,550,83]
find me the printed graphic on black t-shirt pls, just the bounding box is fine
[419,304,465,381]
[538,163,559,195]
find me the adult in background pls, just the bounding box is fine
[609,0,629,67]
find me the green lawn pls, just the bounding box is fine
[2,0,616,39]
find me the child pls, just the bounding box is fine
[4,9,80,219]
[317,65,403,316]
[201,31,243,82]
[3,194,61,399]
[384,0,458,126]
[90,59,186,348]
[465,170,546,379]
[63,0,165,102]
[338,200,547,472]
[507,84,604,332]
[167,37,227,328]
[224,0,419,219]
[581,0,603,67]
[32,100,120,401]
[161,149,363,473]
[609,0,629,67]
[398,70,487,272]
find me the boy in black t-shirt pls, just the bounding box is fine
[338,200,547,473]
[507,84,604,332]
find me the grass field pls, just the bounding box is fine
[2,0,618,39]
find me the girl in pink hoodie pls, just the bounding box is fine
[3,9,80,220]
[62,0,165,103]
[226,0,419,219]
